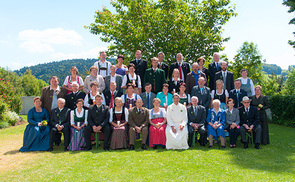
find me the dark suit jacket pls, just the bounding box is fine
[40,86,67,114]
[239,106,260,126]
[187,105,206,126]
[214,71,234,92]
[66,91,86,110]
[208,62,221,90]
[140,92,156,109]
[191,86,211,110]
[169,62,190,82]
[168,79,183,93]
[185,71,207,94]
[103,90,123,107]
[49,107,70,128]
[128,107,149,127]
[87,104,110,127]
[229,89,247,108]
[144,68,166,93]
[157,62,169,80]
[130,59,148,85]
[104,74,123,93]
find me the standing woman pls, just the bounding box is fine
[211,79,228,110]
[197,57,208,81]
[149,98,167,149]
[178,82,191,106]
[68,99,88,151]
[20,97,50,152]
[84,82,106,109]
[168,69,183,94]
[121,63,142,94]
[225,99,240,148]
[115,55,128,76]
[63,66,84,94]
[250,85,270,145]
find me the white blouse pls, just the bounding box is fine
[70,109,88,125]
[109,108,129,123]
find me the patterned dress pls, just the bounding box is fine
[68,109,87,151]
[149,108,167,148]
[110,107,128,149]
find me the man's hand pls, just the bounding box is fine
[135,126,141,133]
[171,126,177,133]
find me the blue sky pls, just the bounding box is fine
[0,0,294,70]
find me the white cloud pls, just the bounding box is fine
[50,47,107,60]
[20,41,54,53]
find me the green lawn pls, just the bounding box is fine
[0,120,294,181]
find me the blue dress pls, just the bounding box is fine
[19,107,50,152]
[207,108,225,139]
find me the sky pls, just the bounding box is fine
[0,0,294,71]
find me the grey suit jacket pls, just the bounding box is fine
[225,108,240,128]
[140,92,156,109]
[187,105,206,126]
[104,74,123,93]
[191,86,211,110]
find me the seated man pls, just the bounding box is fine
[103,81,123,109]
[239,96,262,149]
[187,96,207,147]
[128,99,149,150]
[84,94,111,151]
[66,82,86,110]
[140,83,156,109]
[49,98,71,151]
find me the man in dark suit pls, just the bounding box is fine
[208,52,221,90]
[140,83,156,109]
[214,61,234,92]
[128,99,149,150]
[84,94,111,151]
[144,57,166,93]
[103,81,123,109]
[168,53,190,82]
[66,82,86,110]
[157,52,169,80]
[48,98,71,151]
[191,77,211,111]
[239,96,262,149]
[130,50,148,91]
[186,62,206,94]
[187,96,207,147]
[229,79,247,108]
[104,65,123,93]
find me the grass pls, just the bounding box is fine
[0,117,294,181]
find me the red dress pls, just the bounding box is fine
[149,109,167,147]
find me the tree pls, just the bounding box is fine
[20,69,47,96]
[283,0,295,48]
[86,0,236,65]
[281,68,295,95]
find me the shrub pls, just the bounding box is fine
[3,110,19,126]
[0,78,22,114]
[0,120,10,129]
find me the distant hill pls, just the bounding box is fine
[262,63,282,75]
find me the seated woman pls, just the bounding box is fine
[168,69,183,94]
[149,98,167,149]
[63,66,84,94]
[84,82,106,109]
[68,99,88,151]
[115,54,128,76]
[211,79,228,110]
[121,63,142,94]
[225,99,240,148]
[20,97,50,152]
[207,99,226,148]
[156,83,173,110]
[109,97,129,150]
[178,82,191,106]
[121,83,142,109]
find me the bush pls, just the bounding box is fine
[0,78,22,114]
[0,120,10,129]
[269,95,295,127]
[3,110,19,126]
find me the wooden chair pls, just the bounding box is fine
[246,130,254,146]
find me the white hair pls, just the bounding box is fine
[57,98,66,103]
[191,96,199,102]
[71,82,79,87]
[212,99,221,106]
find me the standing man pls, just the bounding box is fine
[229,79,247,108]
[186,62,206,95]
[157,52,169,80]
[144,57,166,94]
[83,66,105,94]
[208,52,221,90]
[104,65,123,93]
[130,50,148,91]
[140,83,156,109]
[66,82,86,110]
[94,51,111,77]
[103,81,123,109]
[214,61,234,92]
[169,53,190,82]
[191,77,211,111]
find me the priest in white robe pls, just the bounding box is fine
[166,93,189,149]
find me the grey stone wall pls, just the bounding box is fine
[20,96,36,115]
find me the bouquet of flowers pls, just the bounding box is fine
[258,104,263,109]
[41,120,47,126]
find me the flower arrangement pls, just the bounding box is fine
[41,120,48,126]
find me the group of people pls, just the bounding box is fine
[19,50,270,152]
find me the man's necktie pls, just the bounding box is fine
[147,93,150,109]
[178,63,182,80]
[110,92,114,109]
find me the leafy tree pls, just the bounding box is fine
[86,0,236,65]
[259,74,280,96]
[281,68,295,95]
[283,0,295,48]
[20,69,47,96]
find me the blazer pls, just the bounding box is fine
[191,86,211,110]
[104,74,123,93]
[40,86,67,114]
[225,108,240,128]
[66,91,86,110]
[103,90,123,107]
[208,62,221,90]
[49,107,71,128]
[157,62,169,80]
[130,59,148,84]
[229,89,247,108]
[169,62,190,82]
[214,71,234,92]
[185,71,207,94]
[239,106,260,127]
[168,79,183,93]
[144,68,166,93]
[128,107,149,128]
[140,92,157,109]
[87,104,110,127]
[156,92,173,107]
[187,105,206,126]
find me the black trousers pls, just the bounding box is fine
[225,126,239,145]
[240,125,262,144]
[188,124,207,146]
[84,124,111,150]
[49,126,70,148]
